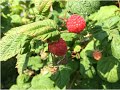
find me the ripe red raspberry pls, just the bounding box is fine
[93,50,102,61]
[48,38,67,56]
[66,14,86,33]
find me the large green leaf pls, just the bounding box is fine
[51,61,79,89]
[101,16,120,46]
[111,37,120,60]
[102,16,120,30]
[0,34,30,61]
[93,15,120,61]
[93,30,108,41]
[52,65,70,89]
[35,26,60,41]
[5,19,58,37]
[80,40,96,78]
[89,5,119,22]
[97,57,120,83]
[19,19,60,41]
[30,74,54,89]
[97,16,120,41]
[0,19,59,61]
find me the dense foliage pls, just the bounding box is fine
[0,0,120,89]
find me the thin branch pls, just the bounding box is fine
[118,0,120,8]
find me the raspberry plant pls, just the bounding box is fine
[1,0,120,89]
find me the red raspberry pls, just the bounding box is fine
[66,14,86,33]
[48,38,67,56]
[93,50,102,61]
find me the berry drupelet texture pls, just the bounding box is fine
[66,14,86,33]
[48,38,67,56]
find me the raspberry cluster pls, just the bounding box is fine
[48,14,86,56]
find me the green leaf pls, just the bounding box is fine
[16,19,59,41]
[55,0,66,9]
[111,37,120,60]
[89,5,119,22]
[80,40,95,58]
[10,5,23,14]
[35,15,45,21]
[61,32,77,46]
[20,36,32,54]
[16,53,30,74]
[93,30,108,41]
[66,60,79,73]
[97,56,120,83]
[102,81,120,89]
[102,16,120,30]
[80,40,96,78]
[27,56,43,71]
[79,77,100,89]
[10,85,20,90]
[10,0,20,6]
[80,58,96,79]
[95,16,120,60]
[1,15,12,33]
[10,83,31,90]
[101,16,120,41]
[30,74,54,89]
[5,19,57,37]
[0,34,30,61]
[0,19,59,61]
[51,61,79,89]
[35,27,60,41]
[17,74,31,86]
[55,85,66,90]
[94,21,119,41]
[117,21,120,31]
[10,14,22,24]
[34,0,54,16]
[61,33,77,41]
[52,65,70,89]
[30,39,43,53]
[10,74,31,90]
[22,83,31,90]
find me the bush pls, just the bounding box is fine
[1,0,120,89]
